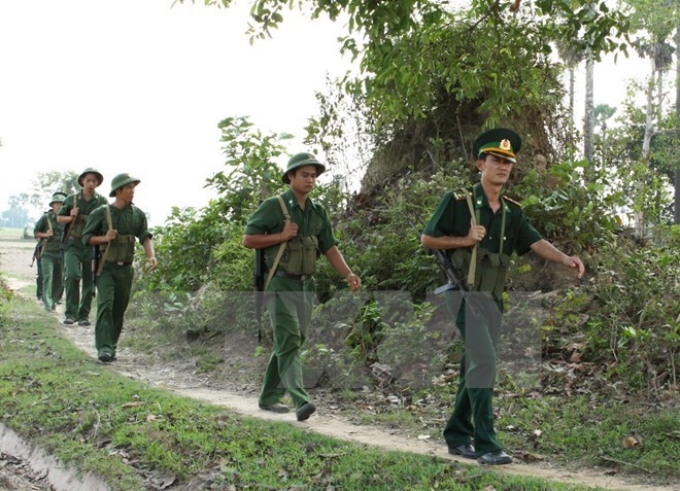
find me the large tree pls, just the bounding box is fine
[179,0,629,128]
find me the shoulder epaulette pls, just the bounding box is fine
[453,188,471,200]
[503,196,522,207]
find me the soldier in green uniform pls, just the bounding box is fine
[421,128,585,465]
[33,192,67,311]
[243,153,361,421]
[82,173,157,363]
[57,168,109,326]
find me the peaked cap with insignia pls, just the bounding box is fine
[473,128,522,163]
[282,152,326,184]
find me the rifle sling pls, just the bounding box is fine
[96,205,114,276]
[263,195,291,291]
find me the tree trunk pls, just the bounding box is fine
[675,25,680,224]
[569,66,575,123]
[584,48,595,162]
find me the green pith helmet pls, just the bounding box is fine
[282,152,326,184]
[109,173,141,197]
[49,192,67,207]
[78,167,104,187]
[473,128,522,163]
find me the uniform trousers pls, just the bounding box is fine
[63,242,95,321]
[443,291,504,456]
[94,262,134,358]
[259,276,315,410]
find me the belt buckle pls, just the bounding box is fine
[116,261,124,266]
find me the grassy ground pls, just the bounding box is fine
[0,292,615,490]
[0,226,32,241]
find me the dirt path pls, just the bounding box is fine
[1,239,678,491]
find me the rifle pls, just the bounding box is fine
[30,241,41,268]
[91,245,101,297]
[411,216,482,318]
[254,248,267,343]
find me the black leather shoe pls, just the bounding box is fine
[259,403,290,414]
[296,402,316,421]
[98,353,113,363]
[63,318,75,325]
[448,444,476,459]
[478,451,513,465]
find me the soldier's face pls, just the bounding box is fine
[477,154,514,185]
[82,174,100,191]
[289,165,318,194]
[116,183,137,203]
[52,202,63,213]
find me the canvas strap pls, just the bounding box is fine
[263,195,291,291]
[96,205,114,276]
[464,188,507,288]
[464,192,479,287]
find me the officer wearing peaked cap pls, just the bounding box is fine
[421,128,584,466]
[34,192,67,312]
[58,168,109,326]
[82,173,157,363]
[243,152,361,422]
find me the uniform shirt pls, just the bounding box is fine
[59,190,109,240]
[81,203,152,247]
[244,189,338,268]
[423,183,542,258]
[33,211,64,254]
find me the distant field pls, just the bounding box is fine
[0,227,33,241]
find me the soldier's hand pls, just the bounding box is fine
[346,272,361,292]
[45,230,54,238]
[280,221,298,241]
[70,207,79,217]
[563,255,585,278]
[105,229,118,242]
[147,256,158,271]
[467,219,486,244]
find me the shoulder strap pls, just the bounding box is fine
[45,212,54,234]
[464,190,478,287]
[97,206,114,276]
[263,195,292,291]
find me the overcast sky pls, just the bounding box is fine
[0,0,651,226]
[0,0,349,225]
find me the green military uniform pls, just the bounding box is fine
[58,170,108,324]
[33,193,66,311]
[245,187,337,411]
[81,175,151,361]
[423,129,543,458]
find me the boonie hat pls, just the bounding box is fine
[49,192,67,207]
[282,153,326,184]
[78,167,104,187]
[109,173,141,197]
[473,128,522,163]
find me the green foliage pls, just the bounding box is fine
[550,226,680,391]
[515,159,623,252]
[178,0,629,129]
[136,116,291,294]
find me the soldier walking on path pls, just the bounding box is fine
[82,173,157,363]
[243,153,361,422]
[57,168,108,326]
[421,128,585,465]
[33,192,67,312]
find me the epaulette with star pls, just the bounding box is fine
[453,188,471,200]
